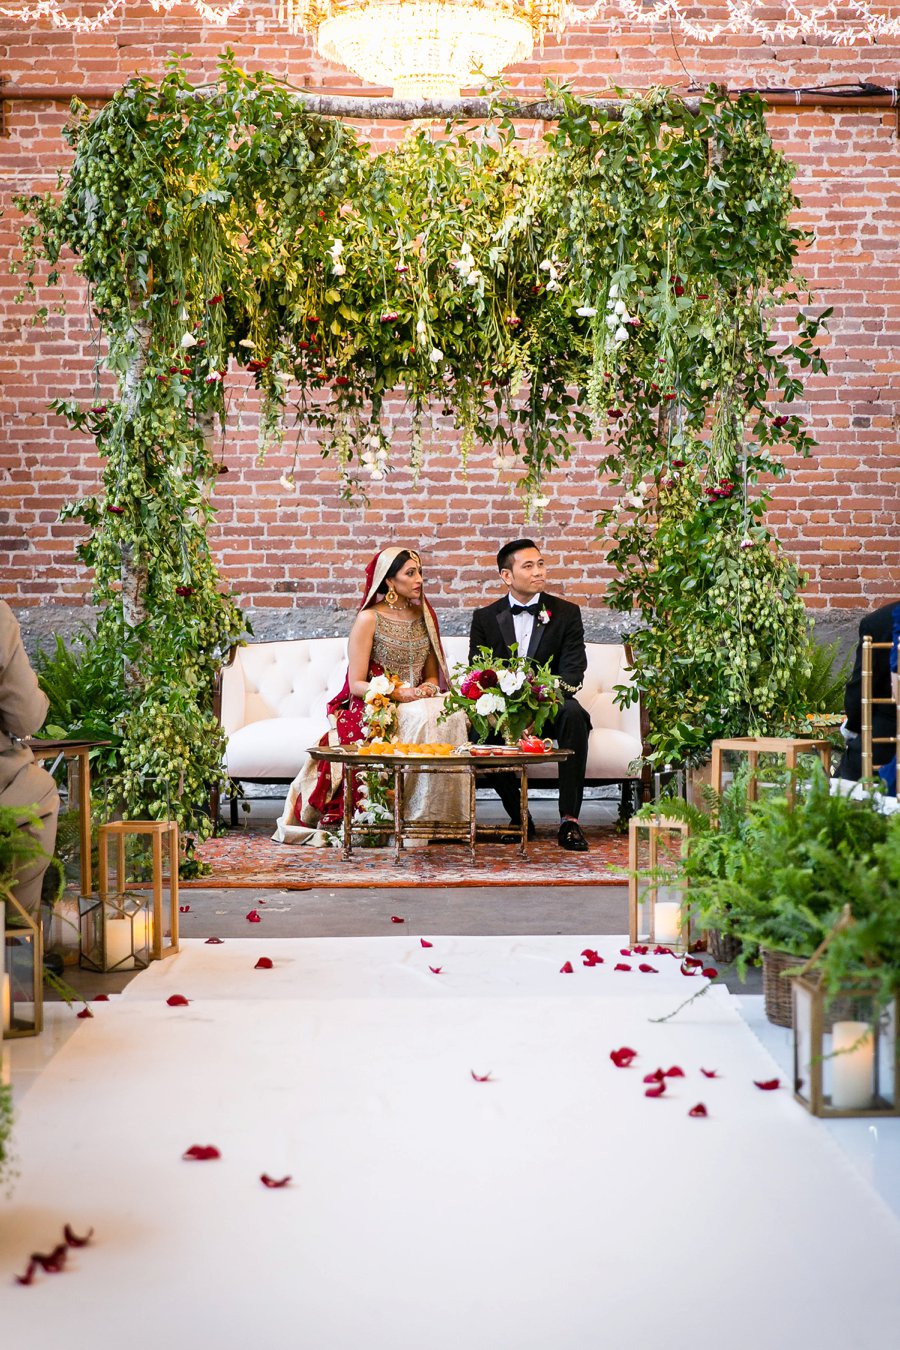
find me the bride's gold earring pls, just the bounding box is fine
[386,586,399,608]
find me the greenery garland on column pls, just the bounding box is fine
[15,58,827,824]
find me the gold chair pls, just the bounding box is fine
[861,636,900,781]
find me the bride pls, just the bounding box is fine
[273,546,469,845]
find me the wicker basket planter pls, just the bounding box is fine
[761,947,804,1027]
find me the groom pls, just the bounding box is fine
[468,539,591,852]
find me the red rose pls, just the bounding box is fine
[478,669,499,688]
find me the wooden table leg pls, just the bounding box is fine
[342,765,353,860]
[519,768,528,859]
[468,767,477,864]
[393,766,403,863]
[77,749,92,897]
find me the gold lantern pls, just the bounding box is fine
[96,820,180,962]
[3,893,43,1038]
[79,892,151,974]
[627,814,692,951]
[792,911,900,1118]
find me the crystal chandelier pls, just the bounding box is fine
[283,0,566,99]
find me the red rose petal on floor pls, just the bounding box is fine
[645,1082,667,1098]
[33,1243,68,1273]
[428,966,443,975]
[632,944,649,955]
[246,910,261,923]
[76,1007,93,1018]
[183,1144,221,1161]
[654,945,674,956]
[643,1069,665,1083]
[166,994,190,1006]
[614,962,632,972]
[560,961,574,973]
[702,967,719,979]
[619,948,633,956]
[470,1070,494,1082]
[260,1174,292,1188]
[92,994,110,1002]
[420,939,433,948]
[683,956,703,968]
[610,1047,637,1068]
[754,1078,781,1091]
[179,904,190,913]
[689,1103,708,1117]
[390,916,405,924]
[63,1224,94,1248]
[581,948,603,965]
[15,1259,37,1286]
[700,1068,719,1078]
[254,957,274,969]
[664,1066,685,1078]
[638,963,659,974]
[205,937,224,944]
[680,962,699,977]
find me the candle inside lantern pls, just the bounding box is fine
[1,973,10,1036]
[830,1020,875,1111]
[104,914,136,971]
[653,888,683,944]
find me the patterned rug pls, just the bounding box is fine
[186,824,630,889]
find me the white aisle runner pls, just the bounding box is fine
[3,936,900,1349]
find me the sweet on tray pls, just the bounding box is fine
[353,741,457,757]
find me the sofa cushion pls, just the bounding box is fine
[225,716,330,779]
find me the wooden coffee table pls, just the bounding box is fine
[309,745,572,862]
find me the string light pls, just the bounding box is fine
[1,1,897,59]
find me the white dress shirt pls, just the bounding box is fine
[509,593,539,657]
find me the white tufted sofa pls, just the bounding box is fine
[218,636,645,824]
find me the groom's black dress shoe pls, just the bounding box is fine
[558,820,589,852]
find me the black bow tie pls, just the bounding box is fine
[510,602,540,617]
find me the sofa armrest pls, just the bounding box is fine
[218,645,246,736]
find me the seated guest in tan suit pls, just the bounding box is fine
[0,600,59,914]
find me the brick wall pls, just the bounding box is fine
[2,7,898,638]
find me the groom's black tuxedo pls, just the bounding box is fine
[468,592,591,820]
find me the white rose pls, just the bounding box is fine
[609,283,619,299]
[614,299,628,316]
[475,691,505,716]
[429,347,443,363]
[614,325,630,344]
[367,675,394,698]
[498,669,526,695]
[180,332,198,349]
[575,305,597,318]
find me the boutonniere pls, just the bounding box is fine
[538,607,551,626]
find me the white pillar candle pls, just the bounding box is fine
[1,973,10,1036]
[104,915,136,971]
[653,891,683,944]
[831,1020,875,1111]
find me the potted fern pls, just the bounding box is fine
[654,765,895,1025]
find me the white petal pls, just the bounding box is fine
[614,325,630,343]
[429,348,443,363]
[180,332,198,349]
[575,305,597,318]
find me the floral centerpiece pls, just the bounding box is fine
[442,647,563,745]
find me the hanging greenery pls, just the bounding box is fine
[14,56,828,823]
